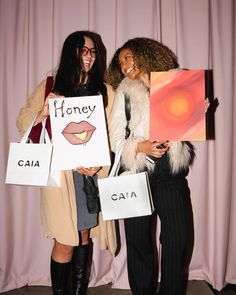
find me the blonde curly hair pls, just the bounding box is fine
[106,37,179,90]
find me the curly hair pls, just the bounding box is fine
[53,31,107,106]
[106,37,179,90]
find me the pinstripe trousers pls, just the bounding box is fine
[124,158,190,295]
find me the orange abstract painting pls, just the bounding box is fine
[150,70,206,141]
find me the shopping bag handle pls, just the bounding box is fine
[39,118,50,144]
[109,143,123,177]
[21,114,50,144]
[21,114,38,143]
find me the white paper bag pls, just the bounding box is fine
[98,171,154,220]
[5,116,53,186]
[98,144,154,220]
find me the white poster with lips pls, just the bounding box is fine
[49,95,111,170]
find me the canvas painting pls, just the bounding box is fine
[49,95,110,170]
[150,69,206,141]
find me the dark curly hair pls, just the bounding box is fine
[53,30,107,106]
[106,37,179,90]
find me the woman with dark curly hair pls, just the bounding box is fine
[17,31,117,295]
[107,37,195,295]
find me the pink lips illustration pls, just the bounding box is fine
[62,121,96,145]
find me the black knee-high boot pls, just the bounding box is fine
[51,258,71,295]
[72,244,90,295]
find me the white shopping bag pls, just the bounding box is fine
[98,144,154,220]
[5,116,54,187]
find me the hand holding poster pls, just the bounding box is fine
[150,69,206,141]
[49,95,110,170]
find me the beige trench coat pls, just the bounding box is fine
[16,79,117,256]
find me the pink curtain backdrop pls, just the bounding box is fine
[0,0,235,292]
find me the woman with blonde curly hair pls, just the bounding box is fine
[107,37,195,295]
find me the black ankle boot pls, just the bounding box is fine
[72,244,90,295]
[51,258,71,295]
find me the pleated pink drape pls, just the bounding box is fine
[0,0,235,292]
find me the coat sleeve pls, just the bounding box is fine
[109,87,147,172]
[108,88,127,154]
[16,80,46,135]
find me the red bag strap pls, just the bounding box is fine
[44,76,54,100]
[28,76,54,143]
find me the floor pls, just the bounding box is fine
[1,281,236,295]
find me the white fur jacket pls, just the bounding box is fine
[109,77,195,174]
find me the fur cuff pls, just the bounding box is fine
[168,141,194,174]
[121,137,147,172]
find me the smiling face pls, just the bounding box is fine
[80,36,96,73]
[118,48,150,86]
[118,48,141,79]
